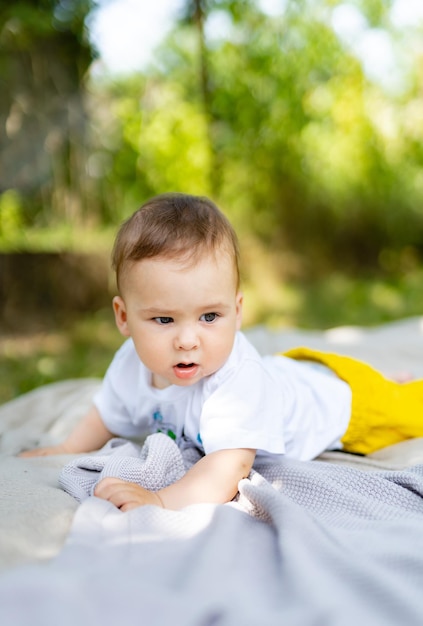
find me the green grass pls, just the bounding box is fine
[0,225,115,254]
[1,269,422,406]
[0,308,123,404]
[293,273,423,329]
[242,260,423,329]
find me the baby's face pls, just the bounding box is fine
[113,250,243,389]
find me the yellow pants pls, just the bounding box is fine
[283,347,423,455]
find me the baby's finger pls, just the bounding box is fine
[94,476,127,497]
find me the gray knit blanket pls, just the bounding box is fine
[58,434,191,501]
[1,432,423,626]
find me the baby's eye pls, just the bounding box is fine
[200,312,218,323]
[154,317,173,325]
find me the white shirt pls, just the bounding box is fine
[93,331,352,462]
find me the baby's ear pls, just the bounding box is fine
[113,296,131,336]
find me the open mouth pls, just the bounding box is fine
[173,363,199,380]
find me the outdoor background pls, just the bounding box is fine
[1,0,423,403]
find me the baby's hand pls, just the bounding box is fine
[94,477,164,511]
[18,443,70,458]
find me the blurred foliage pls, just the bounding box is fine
[0,308,122,404]
[17,1,423,269]
[2,0,423,274]
[0,189,23,240]
[0,0,96,223]
[1,0,423,403]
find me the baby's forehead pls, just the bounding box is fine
[120,246,238,292]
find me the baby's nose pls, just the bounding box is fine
[175,325,199,351]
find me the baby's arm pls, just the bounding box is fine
[19,405,114,457]
[94,447,256,511]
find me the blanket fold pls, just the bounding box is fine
[2,440,423,626]
[2,317,423,625]
[58,434,188,501]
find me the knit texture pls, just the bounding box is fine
[7,434,423,626]
[59,434,190,502]
[60,432,423,526]
[284,346,423,454]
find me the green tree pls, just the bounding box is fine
[150,0,423,273]
[0,0,96,226]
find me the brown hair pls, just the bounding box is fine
[112,193,240,291]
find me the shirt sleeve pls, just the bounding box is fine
[199,358,287,455]
[92,340,150,438]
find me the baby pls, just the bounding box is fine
[21,193,423,510]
